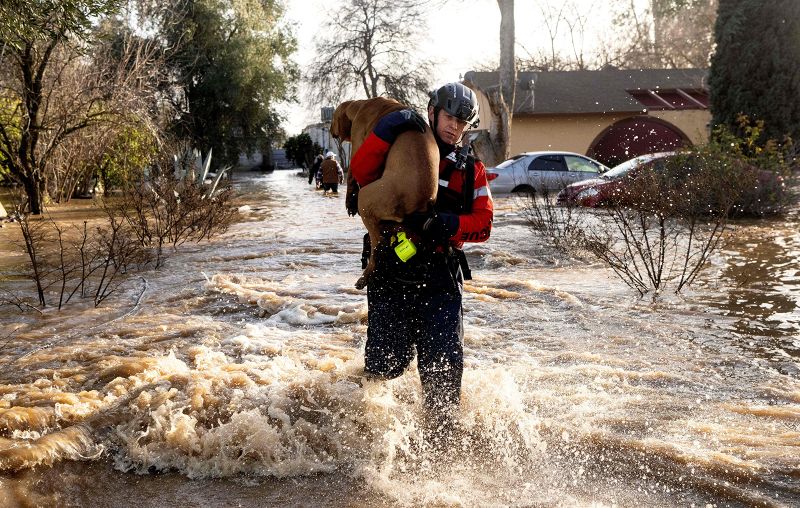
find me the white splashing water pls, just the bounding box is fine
[1,171,799,507]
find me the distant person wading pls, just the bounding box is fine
[320,151,343,195]
[309,153,323,186]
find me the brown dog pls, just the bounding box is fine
[330,98,438,289]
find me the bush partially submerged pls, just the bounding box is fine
[114,172,237,269]
[10,207,152,309]
[606,150,788,219]
[4,144,237,310]
[520,187,590,257]
[708,115,795,216]
[523,117,796,296]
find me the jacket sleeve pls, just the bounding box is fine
[453,159,493,243]
[350,132,391,187]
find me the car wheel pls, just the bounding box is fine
[511,185,535,197]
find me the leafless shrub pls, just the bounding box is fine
[580,153,743,295]
[115,172,236,268]
[92,209,154,305]
[5,139,236,310]
[182,185,237,242]
[521,187,590,256]
[0,289,40,314]
[11,205,151,309]
[525,152,760,296]
[14,209,49,307]
[582,206,727,296]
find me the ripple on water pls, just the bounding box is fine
[1,173,799,506]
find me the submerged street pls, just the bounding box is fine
[0,170,799,507]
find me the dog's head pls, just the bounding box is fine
[330,101,355,141]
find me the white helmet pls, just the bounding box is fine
[325,151,336,158]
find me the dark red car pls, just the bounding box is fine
[556,152,786,215]
[556,152,673,207]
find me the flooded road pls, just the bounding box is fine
[0,170,798,507]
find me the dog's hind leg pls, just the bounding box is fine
[355,219,382,289]
[354,181,407,289]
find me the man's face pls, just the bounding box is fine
[428,107,470,145]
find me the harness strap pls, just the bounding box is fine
[462,158,475,214]
[361,232,370,269]
[453,248,472,280]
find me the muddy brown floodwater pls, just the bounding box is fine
[0,171,798,507]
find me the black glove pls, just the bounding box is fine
[405,211,459,242]
[373,109,427,144]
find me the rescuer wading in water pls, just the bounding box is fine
[349,82,493,443]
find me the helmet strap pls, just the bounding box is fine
[431,106,441,137]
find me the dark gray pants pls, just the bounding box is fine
[364,261,464,427]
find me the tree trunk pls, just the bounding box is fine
[12,40,55,215]
[470,86,510,167]
[497,0,516,162]
[470,0,516,167]
[100,162,111,197]
[22,174,47,215]
[499,0,516,109]
[651,0,666,60]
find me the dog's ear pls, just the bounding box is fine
[331,101,354,141]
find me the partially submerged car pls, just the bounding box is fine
[556,152,673,207]
[556,151,787,216]
[486,152,609,195]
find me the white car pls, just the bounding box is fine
[486,151,609,195]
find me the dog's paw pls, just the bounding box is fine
[354,276,368,290]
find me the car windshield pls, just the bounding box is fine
[602,153,670,179]
[493,154,528,169]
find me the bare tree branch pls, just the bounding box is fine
[308,0,434,109]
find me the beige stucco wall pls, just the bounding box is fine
[466,85,712,158]
[506,110,711,157]
[650,109,711,145]
[473,91,492,133]
[507,114,626,156]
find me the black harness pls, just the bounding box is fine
[360,148,477,282]
[436,151,475,216]
[433,151,476,280]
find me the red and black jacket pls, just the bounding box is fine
[351,131,493,250]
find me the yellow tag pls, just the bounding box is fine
[394,231,417,262]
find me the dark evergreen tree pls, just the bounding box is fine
[283,133,320,169]
[173,0,298,165]
[130,0,298,166]
[710,0,800,142]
